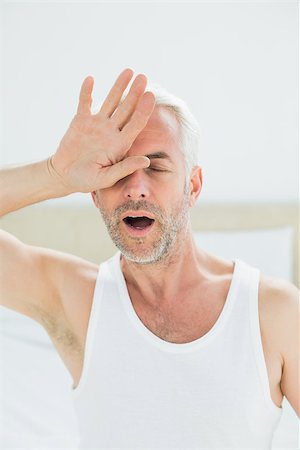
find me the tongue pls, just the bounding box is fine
[128,217,153,229]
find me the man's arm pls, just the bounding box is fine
[0,68,155,324]
[0,159,70,217]
[278,281,300,418]
[260,274,299,418]
[0,229,98,331]
[0,69,154,217]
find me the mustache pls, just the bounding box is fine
[113,200,165,222]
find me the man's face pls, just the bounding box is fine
[92,106,201,264]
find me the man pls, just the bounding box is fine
[0,68,299,449]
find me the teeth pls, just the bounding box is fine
[127,216,152,219]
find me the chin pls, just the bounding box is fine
[123,252,164,265]
[118,238,174,266]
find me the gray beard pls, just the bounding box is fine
[98,189,190,265]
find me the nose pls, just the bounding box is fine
[123,169,150,200]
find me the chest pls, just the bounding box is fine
[128,288,283,409]
[131,297,221,344]
[50,277,283,408]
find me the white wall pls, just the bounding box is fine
[1,0,298,205]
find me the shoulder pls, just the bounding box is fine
[259,274,300,417]
[258,274,299,317]
[0,230,99,327]
[258,273,299,329]
[32,245,99,306]
[30,246,99,335]
[50,250,99,333]
[258,273,299,364]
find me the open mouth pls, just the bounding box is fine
[123,216,155,230]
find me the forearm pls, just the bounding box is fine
[0,158,74,217]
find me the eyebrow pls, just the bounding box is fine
[145,151,173,162]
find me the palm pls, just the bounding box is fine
[52,69,155,193]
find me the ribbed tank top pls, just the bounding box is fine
[71,251,282,449]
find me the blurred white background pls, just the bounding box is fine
[0,0,298,205]
[0,1,299,449]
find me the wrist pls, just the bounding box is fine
[45,156,75,196]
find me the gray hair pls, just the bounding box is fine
[121,83,201,178]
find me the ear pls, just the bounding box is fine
[91,190,100,208]
[188,166,202,207]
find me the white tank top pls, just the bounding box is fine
[71,251,282,449]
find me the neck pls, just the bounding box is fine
[120,228,209,310]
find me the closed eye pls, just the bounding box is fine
[148,167,169,172]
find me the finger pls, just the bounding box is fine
[98,68,134,117]
[100,156,150,188]
[110,74,147,130]
[121,91,156,142]
[77,76,94,115]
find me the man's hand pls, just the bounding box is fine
[50,69,155,193]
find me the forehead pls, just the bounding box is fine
[130,106,181,154]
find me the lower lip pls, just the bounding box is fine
[122,220,155,237]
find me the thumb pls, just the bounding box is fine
[101,156,150,188]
